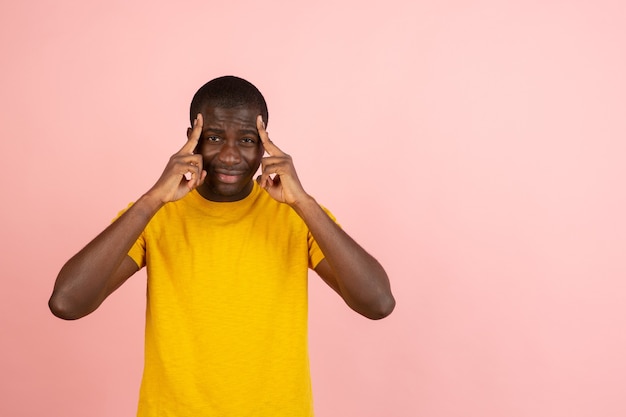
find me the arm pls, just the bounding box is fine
[49,114,207,320]
[256,116,395,320]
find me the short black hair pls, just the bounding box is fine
[189,76,268,127]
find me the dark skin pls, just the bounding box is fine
[49,105,395,320]
[192,106,264,202]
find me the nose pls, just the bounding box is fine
[217,142,242,166]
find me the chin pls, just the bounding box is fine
[204,180,252,201]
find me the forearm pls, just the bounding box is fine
[292,196,395,319]
[50,116,206,319]
[49,193,163,319]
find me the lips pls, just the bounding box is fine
[214,169,247,184]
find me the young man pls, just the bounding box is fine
[49,76,395,416]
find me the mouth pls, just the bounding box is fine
[214,169,247,184]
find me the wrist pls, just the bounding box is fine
[290,194,318,217]
[136,192,166,216]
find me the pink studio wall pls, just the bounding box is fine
[1,1,625,416]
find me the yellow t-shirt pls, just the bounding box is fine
[126,182,329,417]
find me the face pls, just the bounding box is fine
[191,105,264,202]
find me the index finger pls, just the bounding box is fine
[180,113,203,154]
[256,114,284,156]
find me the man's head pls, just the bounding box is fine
[190,76,268,128]
[189,76,268,202]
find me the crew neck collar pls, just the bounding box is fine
[188,181,262,211]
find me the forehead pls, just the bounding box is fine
[201,105,259,128]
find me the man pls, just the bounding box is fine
[49,76,395,416]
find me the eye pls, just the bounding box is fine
[206,135,222,143]
[240,137,257,146]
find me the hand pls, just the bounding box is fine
[256,115,308,206]
[146,114,207,204]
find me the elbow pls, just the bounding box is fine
[360,293,396,320]
[371,294,396,320]
[48,292,88,320]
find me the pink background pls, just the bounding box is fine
[2,0,625,416]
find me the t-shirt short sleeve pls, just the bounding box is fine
[307,205,339,269]
[113,203,147,269]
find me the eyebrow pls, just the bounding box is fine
[203,127,259,137]
[239,129,260,137]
